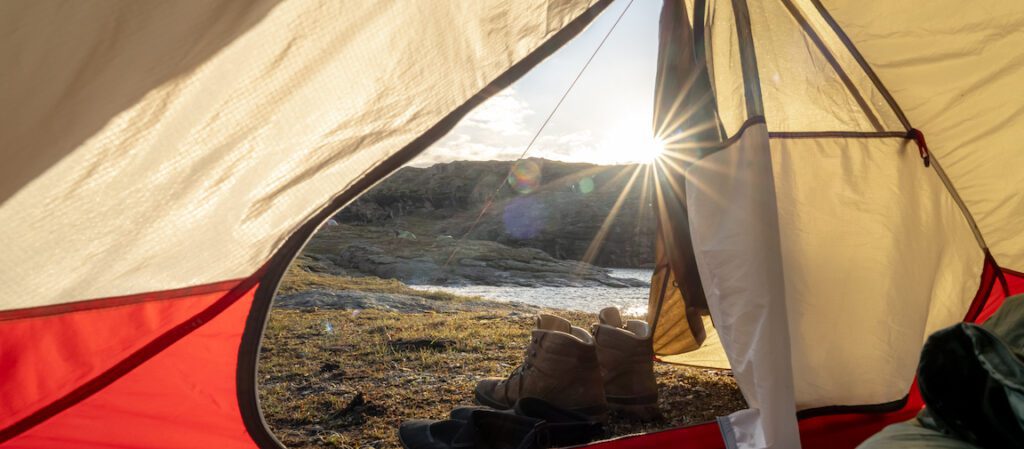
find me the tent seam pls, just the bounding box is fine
[928,153,990,250]
[807,0,911,131]
[777,0,884,132]
[0,278,246,322]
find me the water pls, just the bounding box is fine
[409,268,653,315]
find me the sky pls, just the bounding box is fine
[410,0,661,167]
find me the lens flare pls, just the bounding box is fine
[503,196,546,239]
[577,176,595,194]
[507,160,542,194]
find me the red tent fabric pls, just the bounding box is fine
[3,0,1024,448]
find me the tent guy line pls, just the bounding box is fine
[443,0,636,269]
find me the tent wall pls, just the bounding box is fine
[0,1,612,447]
[820,0,1024,272]
[0,0,606,310]
[770,135,980,410]
[652,0,1022,447]
[2,283,260,449]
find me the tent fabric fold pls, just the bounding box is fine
[2,0,1024,448]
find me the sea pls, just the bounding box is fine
[408,268,653,316]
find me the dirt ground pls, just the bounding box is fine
[258,306,745,449]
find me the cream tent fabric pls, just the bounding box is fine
[3,0,1024,448]
[652,0,1022,448]
[820,0,1024,270]
[0,0,604,310]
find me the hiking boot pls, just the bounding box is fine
[474,314,608,422]
[594,307,661,421]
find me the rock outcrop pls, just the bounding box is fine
[302,223,647,288]
[335,158,656,267]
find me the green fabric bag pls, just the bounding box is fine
[916,294,1024,447]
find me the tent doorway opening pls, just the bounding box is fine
[256,4,745,446]
[255,153,746,448]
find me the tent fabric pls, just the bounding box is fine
[651,0,1021,447]
[3,0,1024,448]
[0,0,610,447]
[0,0,606,310]
[685,121,800,449]
[819,0,1024,271]
[3,284,261,449]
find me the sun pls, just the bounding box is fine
[636,134,666,163]
[596,118,665,165]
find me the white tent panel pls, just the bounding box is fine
[687,122,800,449]
[0,0,601,311]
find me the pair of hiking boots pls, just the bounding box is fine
[475,307,660,423]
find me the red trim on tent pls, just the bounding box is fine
[587,394,921,449]
[974,266,1024,323]
[0,274,261,445]
[963,252,1000,322]
[3,286,260,449]
[0,278,246,322]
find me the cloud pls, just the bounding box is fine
[409,89,628,167]
[411,88,537,166]
[411,133,523,167]
[533,130,598,159]
[460,88,534,136]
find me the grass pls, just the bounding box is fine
[258,299,745,448]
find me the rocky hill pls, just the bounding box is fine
[336,158,656,268]
[300,223,647,288]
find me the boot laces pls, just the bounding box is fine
[509,339,538,378]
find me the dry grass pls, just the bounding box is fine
[258,306,745,449]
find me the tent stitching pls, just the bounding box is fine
[777,0,884,132]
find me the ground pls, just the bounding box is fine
[257,267,745,449]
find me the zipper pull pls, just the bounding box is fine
[908,128,930,168]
